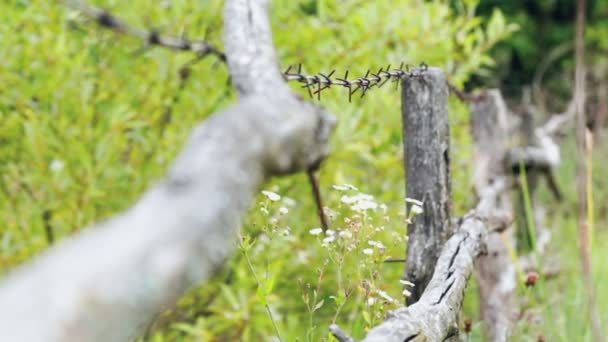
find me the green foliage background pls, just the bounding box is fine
[0,0,606,341]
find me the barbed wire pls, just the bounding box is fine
[63,1,485,105]
[63,1,441,102]
[63,0,226,62]
[284,63,428,102]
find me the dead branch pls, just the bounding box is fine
[0,1,335,341]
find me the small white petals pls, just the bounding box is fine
[399,279,415,287]
[325,229,335,236]
[322,236,336,244]
[260,207,269,215]
[402,289,412,297]
[410,204,423,216]
[366,297,376,306]
[278,207,289,215]
[262,190,281,201]
[338,231,352,239]
[368,240,386,249]
[269,218,278,225]
[341,193,379,212]
[351,200,378,211]
[309,228,323,236]
[362,248,374,255]
[340,195,358,204]
[406,197,423,206]
[49,159,64,172]
[377,290,397,303]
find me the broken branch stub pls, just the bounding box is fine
[402,67,452,304]
[0,1,335,341]
[224,0,336,174]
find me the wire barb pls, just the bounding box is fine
[284,63,428,102]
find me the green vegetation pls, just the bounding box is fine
[0,0,605,341]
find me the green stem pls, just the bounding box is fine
[240,240,283,342]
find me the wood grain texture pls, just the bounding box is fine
[402,68,453,304]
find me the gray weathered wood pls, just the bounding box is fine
[402,68,452,303]
[0,1,336,341]
[470,90,517,342]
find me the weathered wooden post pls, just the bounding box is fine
[402,68,452,303]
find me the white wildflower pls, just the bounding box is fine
[410,204,423,216]
[402,289,412,297]
[405,197,423,206]
[49,159,64,172]
[366,297,376,306]
[262,190,281,201]
[368,240,386,249]
[351,200,378,211]
[269,218,278,225]
[260,207,269,215]
[309,228,323,236]
[340,195,358,204]
[342,193,379,211]
[377,290,397,303]
[278,207,289,215]
[362,248,374,255]
[322,236,336,244]
[338,231,352,239]
[399,279,415,287]
[325,229,335,236]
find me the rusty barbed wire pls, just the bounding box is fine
[284,62,429,102]
[63,0,226,61]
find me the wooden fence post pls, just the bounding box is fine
[402,68,452,304]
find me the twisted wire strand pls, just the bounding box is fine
[63,0,226,61]
[64,1,435,101]
[284,62,428,101]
